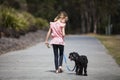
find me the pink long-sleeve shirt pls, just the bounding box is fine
[50,20,66,45]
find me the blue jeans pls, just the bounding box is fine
[52,44,64,70]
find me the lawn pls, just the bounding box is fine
[95,35,120,66]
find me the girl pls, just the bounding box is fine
[45,11,68,73]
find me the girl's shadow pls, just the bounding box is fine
[46,70,76,75]
[46,70,56,73]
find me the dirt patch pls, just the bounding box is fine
[0,30,47,55]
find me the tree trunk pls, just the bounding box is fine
[81,13,86,33]
[85,11,91,33]
[91,0,97,34]
[93,16,97,34]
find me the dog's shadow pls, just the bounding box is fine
[46,70,87,76]
[67,72,76,75]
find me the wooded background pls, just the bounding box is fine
[0,0,120,36]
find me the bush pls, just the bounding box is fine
[0,7,29,38]
[1,7,28,29]
[21,12,49,31]
[0,6,49,38]
[21,11,37,32]
[35,18,49,30]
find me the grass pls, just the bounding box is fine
[94,34,120,66]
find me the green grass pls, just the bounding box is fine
[95,35,120,66]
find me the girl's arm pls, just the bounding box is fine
[45,28,51,44]
[62,27,65,37]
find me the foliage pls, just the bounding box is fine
[35,18,49,30]
[0,6,48,38]
[26,0,120,34]
[0,6,28,38]
[2,8,29,31]
[0,0,120,34]
[26,0,57,21]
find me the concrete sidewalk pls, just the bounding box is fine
[0,35,120,80]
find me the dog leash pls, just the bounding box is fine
[46,44,75,71]
[63,54,76,71]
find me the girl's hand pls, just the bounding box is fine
[45,41,50,48]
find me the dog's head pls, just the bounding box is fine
[68,52,80,61]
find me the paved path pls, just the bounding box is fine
[0,35,120,80]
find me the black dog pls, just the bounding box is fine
[69,52,88,76]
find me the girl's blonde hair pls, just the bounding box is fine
[54,11,68,22]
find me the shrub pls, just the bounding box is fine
[21,11,37,32]
[35,18,49,30]
[0,7,29,38]
[0,6,49,38]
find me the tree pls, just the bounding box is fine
[0,0,27,11]
[26,0,57,21]
[0,0,119,34]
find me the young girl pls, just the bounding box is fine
[45,11,68,73]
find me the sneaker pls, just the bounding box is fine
[55,70,59,74]
[58,68,63,73]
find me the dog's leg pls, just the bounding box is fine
[75,62,79,75]
[75,65,79,75]
[79,66,83,75]
[83,64,88,76]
